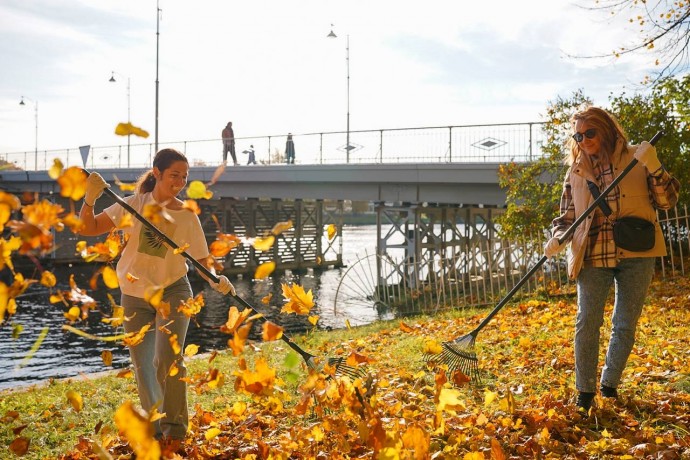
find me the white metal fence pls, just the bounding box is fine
[0,122,546,171]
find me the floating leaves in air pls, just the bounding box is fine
[114,401,160,459]
[113,175,137,192]
[254,261,275,279]
[57,166,88,201]
[186,181,213,200]
[281,283,314,315]
[271,220,293,236]
[0,191,22,232]
[252,235,275,252]
[102,266,119,289]
[114,122,150,138]
[262,321,284,341]
[48,158,64,180]
[327,223,337,240]
[209,233,241,257]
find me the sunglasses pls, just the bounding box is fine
[572,129,596,143]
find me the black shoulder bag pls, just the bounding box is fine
[586,180,655,252]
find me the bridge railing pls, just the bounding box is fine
[0,122,547,171]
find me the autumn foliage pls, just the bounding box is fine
[0,162,688,459]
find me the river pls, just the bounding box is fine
[0,225,392,390]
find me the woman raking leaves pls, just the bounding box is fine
[78,148,235,447]
[544,107,680,412]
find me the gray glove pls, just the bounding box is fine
[210,275,236,296]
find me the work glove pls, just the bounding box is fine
[633,141,662,174]
[210,275,236,296]
[544,237,566,258]
[84,172,110,206]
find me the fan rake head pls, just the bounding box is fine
[425,333,480,383]
[327,356,370,381]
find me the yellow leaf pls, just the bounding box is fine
[423,339,442,355]
[57,166,88,201]
[261,293,272,304]
[101,350,113,366]
[252,235,275,252]
[281,283,314,315]
[327,223,337,240]
[205,427,221,441]
[144,285,164,307]
[484,389,498,406]
[114,122,149,138]
[254,261,275,279]
[102,266,119,289]
[169,334,181,355]
[308,315,319,325]
[40,271,57,288]
[184,344,199,357]
[66,390,83,412]
[64,306,81,322]
[437,388,465,412]
[114,401,160,459]
[48,158,64,180]
[186,181,208,200]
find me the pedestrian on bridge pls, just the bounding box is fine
[544,106,680,412]
[285,133,295,164]
[78,148,235,449]
[222,121,237,165]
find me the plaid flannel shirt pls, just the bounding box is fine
[554,163,680,269]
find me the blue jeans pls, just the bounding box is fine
[575,258,655,393]
[122,276,192,439]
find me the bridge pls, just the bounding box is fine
[1,122,547,276]
[0,162,506,206]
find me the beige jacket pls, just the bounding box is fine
[564,144,667,279]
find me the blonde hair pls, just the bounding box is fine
[136,148,188,194]
[566,106,628,165]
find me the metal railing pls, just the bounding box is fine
[0,122,547,171]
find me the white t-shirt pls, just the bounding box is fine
[104,192,210,297]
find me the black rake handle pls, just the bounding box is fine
[91,180,317,364]
[468,130,664,335]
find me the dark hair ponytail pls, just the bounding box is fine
[135,148,188,194]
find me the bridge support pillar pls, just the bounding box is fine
[202,198,343,276]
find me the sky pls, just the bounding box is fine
[0,0,656,160]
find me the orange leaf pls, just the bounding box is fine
[262,321,284,341]
[271,220,293,235]
[56,166,88,201]
[327,224,337,240]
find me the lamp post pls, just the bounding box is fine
[109,71,131,166]
[327,25,351,162]
[155,0,161,153]
[19,96,38,170]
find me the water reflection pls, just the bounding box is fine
[0,225,389,390]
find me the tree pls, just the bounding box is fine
[582,0,690,81]
[496,90,591,240]
[498,79,690,240]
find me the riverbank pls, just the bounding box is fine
[2,275,688,459]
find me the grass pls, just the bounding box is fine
[1,276,689,459]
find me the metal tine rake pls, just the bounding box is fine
[93,179,365,381]
[426,131,664,382]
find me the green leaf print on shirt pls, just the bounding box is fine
[137,220,177,258]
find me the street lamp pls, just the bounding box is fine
[19,96,38,170]
[155,0,161,153]
[327,24,352,163]
[109,71,131,166]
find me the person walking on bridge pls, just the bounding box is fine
[222,121,237,165]
[78,148,235,451]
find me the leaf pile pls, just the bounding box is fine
[1,165,689,459]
